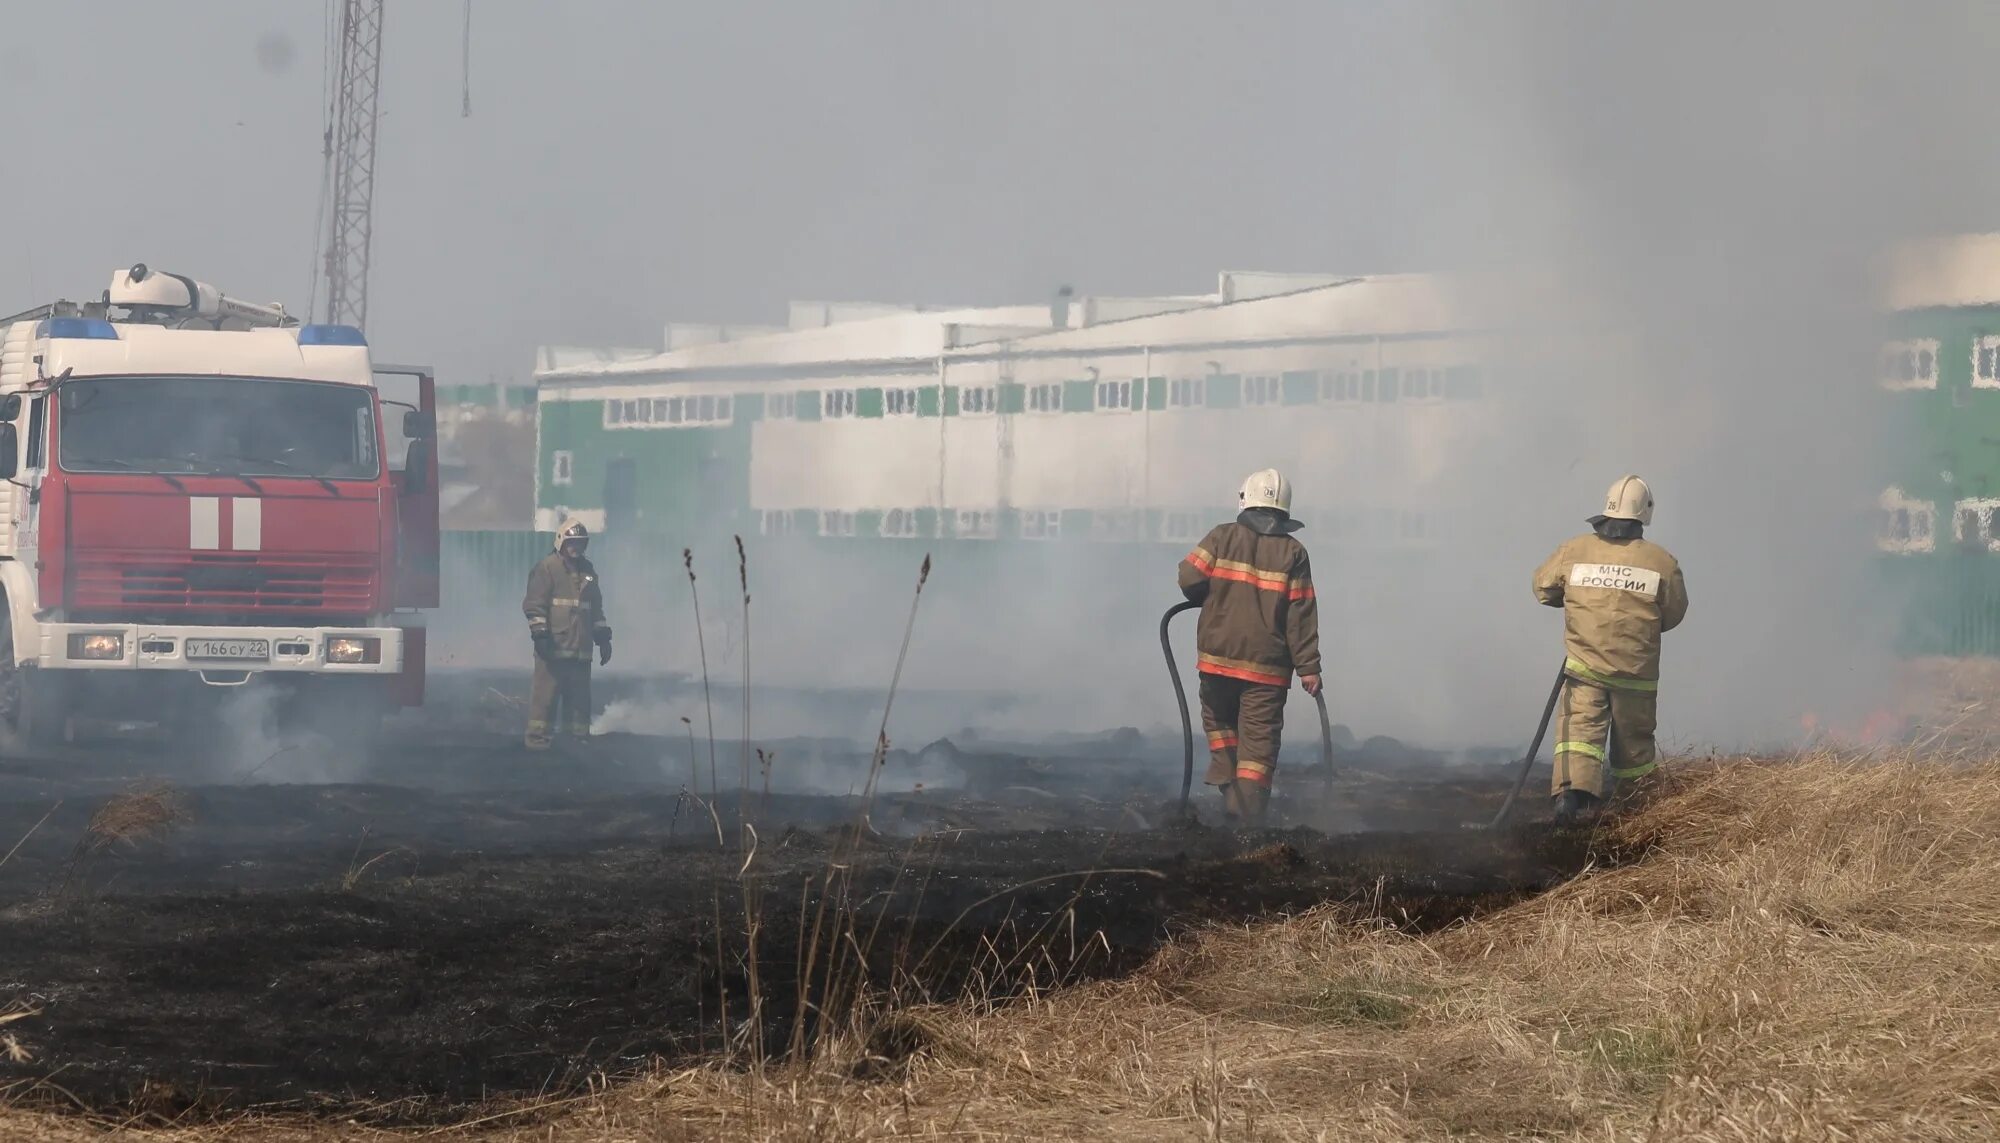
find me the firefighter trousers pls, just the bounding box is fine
[1552,677,1658,798]
[526,657,593,748]
[1199,672,1287,822]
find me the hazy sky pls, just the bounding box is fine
[0,1,1505,387]
[16,2,2000,750]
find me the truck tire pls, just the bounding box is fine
[0,610,65,753]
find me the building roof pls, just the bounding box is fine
[531,271,1475,385]
[1885,233,2000,310]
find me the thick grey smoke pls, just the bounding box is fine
[1396,2,2000,750]
[418,3,2000,765]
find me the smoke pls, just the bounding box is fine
[1390,1,2000,750]
[433,2,2000,780]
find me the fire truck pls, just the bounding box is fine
[0,265,438,748]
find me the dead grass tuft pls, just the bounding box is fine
[9,751,2000,1140]
[79,785,188,854]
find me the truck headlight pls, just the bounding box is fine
[326,636,381,664]
[68,633,123,660]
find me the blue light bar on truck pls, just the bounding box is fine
[36,318,118,340]
[297,324,367,346]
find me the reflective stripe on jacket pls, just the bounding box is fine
[1532,533,1687,684]
[523,552,611,659]
[1177,516,1320,684]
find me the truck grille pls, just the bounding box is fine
[71,552,378,614]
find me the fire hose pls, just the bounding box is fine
[1160,600,1335,818]
[1483,663,1568,829]
[1164,594,1572,828]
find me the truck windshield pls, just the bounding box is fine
[56,376,380,480]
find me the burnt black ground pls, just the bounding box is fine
[0,713,1580,1124]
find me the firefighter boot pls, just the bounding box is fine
[1221,780,1272,826]
[1553,788,1601,825]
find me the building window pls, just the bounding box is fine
[820,509,857,537]
[881,507,920,538]
[604,393,734,427]
[1168,378,1206,408]
[960,386,997,415]
[1163,510,1206,542]
[551,450,573,487]
[1953,499,2000,552]
[1974,336,2000,390]
[1243,375,1281,406]
[1020,509,1062,539]
[882,388,920,416]
[1881,339,1939,391]
[1402,368,1441,400]
[1879,487,1936,553]
[759,508,797,537]
[1027,383,1063,412]
[823,390,857,418]
[1321,371,1362,401]
[955,509,997,538]
[1096,379,1141,411]
[767,392,796,419]
[1091,510,1143,540]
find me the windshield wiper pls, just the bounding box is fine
[77,456,187,492]
[214,452,340,496]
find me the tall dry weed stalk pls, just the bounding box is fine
[857,554,933,823]
[736,534,752,842]
[684,548,718,801]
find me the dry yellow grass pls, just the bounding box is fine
[8,751,2000,1140]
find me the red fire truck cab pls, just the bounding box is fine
[0,265,438,748]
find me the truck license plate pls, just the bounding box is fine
[185,638,271,661]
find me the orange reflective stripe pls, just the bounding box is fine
[1288,581,1315,601]
[1184,547,1215,573]
[1206,731,1239,749]
[1206,556,1290,592]
[1192,651,1288,687]
[1235,759,1273,785]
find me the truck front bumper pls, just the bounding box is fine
[33,623,405,676]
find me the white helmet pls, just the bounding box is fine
[1238,468,1293,514]
[554,517,591,553]
[1592,475,1653,526]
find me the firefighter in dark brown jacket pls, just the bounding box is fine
[522,518,613,750]
[1176,469,1323,824]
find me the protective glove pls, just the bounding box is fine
[532,630,556,662]
[595,629,613,667]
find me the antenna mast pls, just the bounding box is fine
[323,0,385,329]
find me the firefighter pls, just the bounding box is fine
[1176,469,1323,825]
[1532,475,1689,822]
[522,518,613,750]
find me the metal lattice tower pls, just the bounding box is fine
[323,0,385,329]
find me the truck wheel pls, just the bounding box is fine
[0,611,65,752]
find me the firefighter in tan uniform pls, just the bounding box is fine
[1177,470,1323,824]
[522,519,613,750]
[1532,476,1688,822]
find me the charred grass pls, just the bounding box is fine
[4,750,1990,1139]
